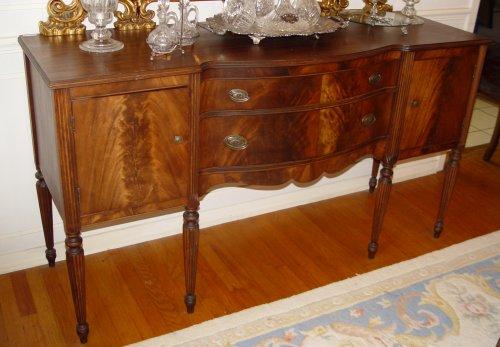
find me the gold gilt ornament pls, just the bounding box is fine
[362,0,393,16]
[39,0,87,36]
[114,0,156,31]
[320,0,349,17]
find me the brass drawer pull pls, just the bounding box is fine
[362,113,377,127]
[228,89,250,103]
[368,73,382,85]
[224,135,248,151]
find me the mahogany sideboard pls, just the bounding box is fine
[19,19,488,343]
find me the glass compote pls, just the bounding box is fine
[79,0,124,53]
[401,0,424,25]
[147,0,179,57]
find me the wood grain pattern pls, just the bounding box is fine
[200,92,393,171]
[73,87,190,226]
[399,47,478,158]
[0,149,498,346]
[200,60,399,113]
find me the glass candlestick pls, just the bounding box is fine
[401,0,424,25]
[79,0,124,53]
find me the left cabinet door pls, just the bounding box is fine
[72,87,190,226]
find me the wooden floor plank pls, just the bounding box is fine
[0,149,499,346]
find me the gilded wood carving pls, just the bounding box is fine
[362,0,393,15]
[39,0,156,36]
[39,0,87,36]
[320,0,349,17]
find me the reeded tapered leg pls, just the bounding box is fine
[65,233,89,343]
[183,200,200,313]
[35,171,56,267]
[369,159,381,193]
[483,109,499,162]
[368,160,394,259]
[434,149,461,238]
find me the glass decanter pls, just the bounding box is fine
[177,0,199,46]
[79,0,124,53]
[223,0,257,31]
[147,0,179,57]
[292,0,321,25]
[401,0,424,24]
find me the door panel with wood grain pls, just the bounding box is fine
[73,88,190,226]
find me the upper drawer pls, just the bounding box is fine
[199,92,394,171]
[200,60,399,113]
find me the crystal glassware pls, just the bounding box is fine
[401,0,424,24]
[177,0,199,46]
[79,0,124,53]
[292,0,321,25]
[223,0,257,31]
[147,0,179,56]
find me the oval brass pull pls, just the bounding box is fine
[173,135,183,143]
[224,135,248,151]
[362,113,377,127]
[228,89,250,103]
[368,73,382,86]
[411,99,421,108]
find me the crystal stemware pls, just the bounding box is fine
[401,0,424,24]
[177,0,199,46]
[147,0,179,56]
[79,0,124,53]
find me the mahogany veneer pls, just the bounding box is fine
[19,19,489,343]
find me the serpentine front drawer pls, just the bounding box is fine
[199,92,394,171]
[200,56,400,113]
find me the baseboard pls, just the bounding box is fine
[0,155,445,274]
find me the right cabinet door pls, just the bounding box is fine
[399,47,479,159]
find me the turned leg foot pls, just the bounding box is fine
[369,159,381,193]
[66,234,88,343]
[76,322,89,344]
[183,202,200,314]
[433,149,461,239]
[36,171,56,267]
[184,293,196,313]
[368,160,394,259]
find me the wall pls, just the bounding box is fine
[0,0,480,274]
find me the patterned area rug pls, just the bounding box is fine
[131,231,500,347]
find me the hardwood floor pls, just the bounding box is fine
[1,149,499,347]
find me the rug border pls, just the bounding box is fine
[129,230,500,347]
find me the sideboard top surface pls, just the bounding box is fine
[19,19,489,89]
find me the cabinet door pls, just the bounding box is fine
[73,87,190,226]
[399,47,478,158]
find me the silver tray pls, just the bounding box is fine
[199,13,346,44]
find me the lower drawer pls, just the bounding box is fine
[199,92,394,170]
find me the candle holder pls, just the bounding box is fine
[79,0,124,53]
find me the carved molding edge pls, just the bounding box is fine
[114,0,156,31]
[39,0,87,36]
[320,0,349,17]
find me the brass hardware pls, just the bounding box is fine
[320,0,349,17]
[114,0,156,31]
[39,0,87,36]
[224,135,248,151]
[173,135,184,144]
[228,89,250,103]
[362,113,377,127]
[411,100,421,108]
[362,0,393,16]
[369,73,382,85]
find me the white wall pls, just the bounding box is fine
[0,0,480,274]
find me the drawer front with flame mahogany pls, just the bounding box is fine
[200,56,400,113]
[200,92,394,171]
